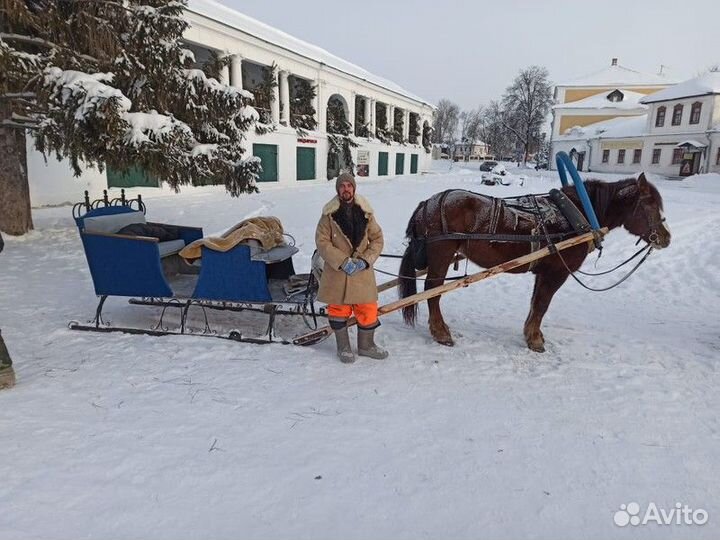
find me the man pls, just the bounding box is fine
[0,231,16,389]
[315,172,388,363]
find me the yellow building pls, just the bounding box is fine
[550,58,675,170]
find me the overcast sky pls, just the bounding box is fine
[219,0,718,111]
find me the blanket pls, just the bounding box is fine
[179,216,285,261]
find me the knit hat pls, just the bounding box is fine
[335,172,356,194]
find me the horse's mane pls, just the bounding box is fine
[562,177,663,223]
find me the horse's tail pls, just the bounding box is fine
[399,202,426,326]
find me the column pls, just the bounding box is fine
[403,110,410,141]
[348,92,356,134]
[387,104,393,131]
[279,70,290,126]
[370,99,376,135]
[229,54,243,89]
[270,69,280,124]
[316,78,326,132]
[219,57,230,85]
[364,98,372,137]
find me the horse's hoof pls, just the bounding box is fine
[433,335,454,346]
[527,342,545,353]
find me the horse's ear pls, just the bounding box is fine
[637,173,649,191]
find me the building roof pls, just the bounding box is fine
[187,0,433,107]
[553,89,648,110]
[557,114,648,141]
[639,71,720,104]
[559,61,674,88]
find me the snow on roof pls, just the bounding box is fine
[553,89,648,110]
[186,0,433,108]
[559,63,674,87]
[639,71,720,103]
[676,140,707,148]
[557,114,648,140]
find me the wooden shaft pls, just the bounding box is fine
[376,254,464,293]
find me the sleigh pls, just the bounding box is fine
[69,190,321,344]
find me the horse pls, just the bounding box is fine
[397,173,671,352]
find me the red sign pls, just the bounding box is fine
[297,138,317,144]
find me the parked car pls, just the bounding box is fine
[479,160,498,172]
[535,161,549,170]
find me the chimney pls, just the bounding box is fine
[611,58,618,66]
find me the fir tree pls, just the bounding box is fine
[0,0,262,235]
[408,113,420,144]
[353,95,369,138]
[392,108,405,144]
[327,97,357,173]
[374,105,391,145]
[250,62,278,135]
[422,123,432,153]
[289,75,316,137]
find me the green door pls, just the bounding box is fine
[296,147,316,180]
[378,152,388,176]
[395,153,405,175]
[410,153,418,174]
[253,143,278,182]
[107,165,159,188]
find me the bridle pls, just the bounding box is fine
[632,184,666,247]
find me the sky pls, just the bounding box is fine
[218,0,719,111]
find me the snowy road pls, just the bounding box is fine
[1,162,718,539]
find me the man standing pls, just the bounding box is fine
[315,172,388,363]
[0,232,16,389]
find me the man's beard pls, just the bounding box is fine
[340,192,354,203]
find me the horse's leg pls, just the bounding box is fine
[426,244,457,346]
[524,269,569,352]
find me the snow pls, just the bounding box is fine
[124,111,191,146]
[558,114,648,140]
[1,161,719,539]
[640,71,720,103]
[676,140,707,148]
[186,0,433,107]
[44,67,131,119]
[559,63,675,87]
[553,89,648,110]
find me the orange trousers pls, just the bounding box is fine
[327,303,379,328]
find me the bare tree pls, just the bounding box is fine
[458,108,483,160]
[432,99,460,146]
[479,101,514,159]
[500,66,553,163]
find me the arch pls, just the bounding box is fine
[326,94,350,134]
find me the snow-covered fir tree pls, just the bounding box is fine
[0,0,262,234]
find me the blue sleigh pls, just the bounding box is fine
[70,190,320,344]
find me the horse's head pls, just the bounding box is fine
[621,173,671,249]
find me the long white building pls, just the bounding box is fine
[28,0,435,206]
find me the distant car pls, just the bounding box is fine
[490,163,507,176]
[535,161,549,170]
[479,160,498,172]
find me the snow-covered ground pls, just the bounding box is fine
[1,161,719,540]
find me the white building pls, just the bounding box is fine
[552,71,720,177]
[28,0,435,206]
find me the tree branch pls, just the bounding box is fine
[0,33,100,64]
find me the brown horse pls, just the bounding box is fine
[398,174,671,351]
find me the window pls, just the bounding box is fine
[607,89,624,103]
[602,149,610,163]
[652,148,661,164]
[672,104,683,126]
[655,106,666,127]
[690,102,702,125]
[633,149,642,164]
[672,148,683,165]
[618,149,626,164]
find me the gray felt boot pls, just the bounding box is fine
[0,331,15,390]
[358,327,389,359]
[334,325,356,364]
